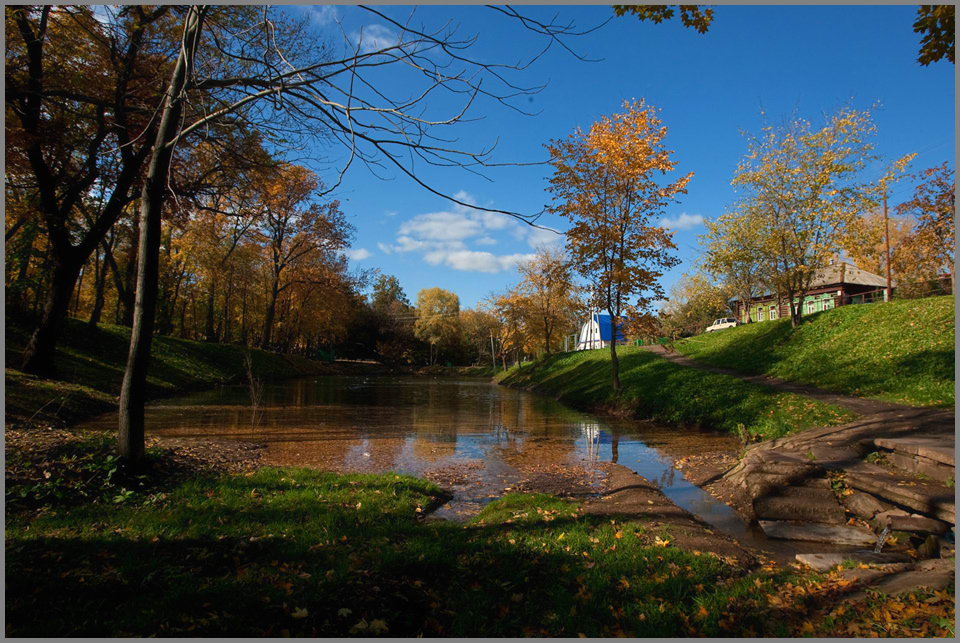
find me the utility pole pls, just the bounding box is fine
[490,331,497,372]
[884,189,892,302]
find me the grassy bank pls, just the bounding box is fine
[497,346,855,441]
[7,435,952,637]
[4,316,339,429]
[676,296,955,407]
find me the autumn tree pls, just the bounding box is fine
[516,247,578,354]
[841,208,915,281]
[700,204,768,323]
[255,164,353,349]
[547,99,691,391]
[896,162,956,293]
[913,4,955,66]
[414,288,461,365]
[731,106,913,327]
[660,272,732,337]
[612,5,714,33]
[459,308,500,366]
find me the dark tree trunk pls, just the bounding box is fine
[21,255,84,375]
[89,248,108,327]
[261,278,280,349]
[608,335,620,392]
[204,280,217,342]
[179,301,188,339]
[118,6,204,465]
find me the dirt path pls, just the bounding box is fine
[639,344,911,415]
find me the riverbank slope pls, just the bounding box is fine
[4,316,382,430]
[496,346,856,440]
[675,296,955,407]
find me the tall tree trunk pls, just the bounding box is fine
[204,280,217,342]
[118,6,204,465]
[73,264,86,317]
[20,254,84,374]
[608,332,620,392]
[261,278,280,349]
[89,248,109,326]
[179,300,188,339]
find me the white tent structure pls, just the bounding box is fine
[576,311,627,350]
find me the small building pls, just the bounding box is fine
[729,262,890,323]
[577,312,627,350]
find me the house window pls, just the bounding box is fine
[769,306,778,320]
[804,299,816,315]
[758,308,765,321]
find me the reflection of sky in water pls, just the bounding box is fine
[76,375,750,540]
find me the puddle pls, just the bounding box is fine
[75,375,855,558]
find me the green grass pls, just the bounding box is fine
[417,364,499,378]
[675,296,955,407]
[497,345,856,440]
[5,436,953,637]
[4,316,334,428]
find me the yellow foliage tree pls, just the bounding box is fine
[731,105,913,327]
[546,99,691,391]
[413,287,461,365]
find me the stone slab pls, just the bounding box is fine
[795,551,911,572]
[887,451,955,483]
[846,473,955,524]
[843,570,954,603]
[753,495,846,524]
[885,514,951,535]
[843,491,889,519]
[758,520,878,546]
[873,437,955,467]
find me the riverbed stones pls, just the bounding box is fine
[843,491,890,519]
[795,551,910,572]
[758,520,877,546]
[842,569,955,603]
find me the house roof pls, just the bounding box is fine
[729,262,890,304]
[582,313,626,342]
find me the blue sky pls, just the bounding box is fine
[289,5,955,309]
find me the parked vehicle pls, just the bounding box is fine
[705,318,739,333]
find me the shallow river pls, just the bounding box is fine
[78,375,819,554]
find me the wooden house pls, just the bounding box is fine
[729,262,890,323]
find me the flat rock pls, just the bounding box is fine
[843,570,954,603]
[843,491,889,519]
[753,495,846,524]
[795,551,911,572]
[873,437,955,467]
[915,558,954,572]
[846,472,955,524]
[758,520,878,546]
[885,514,951,535]
[887,451,955,482]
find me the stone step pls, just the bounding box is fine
[795,551,911,572]
[846,472,955,524]
[842,491,894,519]
[841,569,954,604]
[885,450,955,483]
[758,520,877,546]
[873,437,955,467]
[883,514,951,535]
[753,495,846,524]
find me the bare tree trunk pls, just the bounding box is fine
[88,246,110,326]
[608,336,620,392]
[204,280,217,342]
[261,278,280,350]
[118,6,204,465]
[20,255,84,374]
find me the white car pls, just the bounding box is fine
[705,318,739,333]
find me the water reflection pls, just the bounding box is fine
[76,376,750,536]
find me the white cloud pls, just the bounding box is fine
[310,6,339,26]
[376,242,393,255]
[385,190,538,272]
[398,211,482,242]
[349,24,399,54]
[526,226,564,249]
[384,210,398,217]
[345,247,371,261]
[661,212,704,231]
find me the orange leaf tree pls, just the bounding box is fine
[546,99,692,391]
